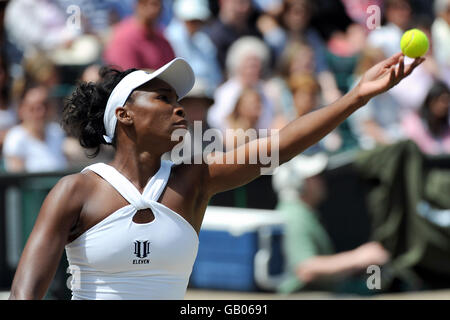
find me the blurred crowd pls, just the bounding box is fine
[0,0,448,173]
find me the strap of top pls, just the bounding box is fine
[81,160,174,210]
[142,160,174,202]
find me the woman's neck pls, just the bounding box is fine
[23,122,46,141]
[110,144,162,193]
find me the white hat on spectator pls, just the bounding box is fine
[183,79,215,103]
[272,153,328,201]
[174,0,211,21]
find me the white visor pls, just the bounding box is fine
[103,57,195,143]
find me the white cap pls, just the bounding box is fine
[173,0,211,21]
[103,58,195,143]
[272,153,328,200]
[184,78,214,101]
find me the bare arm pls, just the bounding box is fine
[204,53,424,196]
[296,242,390,284]
[9,174,84,300]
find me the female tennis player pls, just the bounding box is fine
[9,53,423,300]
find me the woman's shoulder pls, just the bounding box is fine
[54,167,106,203]
[35,171,102,235]
[56,171,96,195]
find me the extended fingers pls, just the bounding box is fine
[390,56,424,87]
[404,57,425,77]
[383,52,403,68]
[396,55,405,79]
[388,66,397,87]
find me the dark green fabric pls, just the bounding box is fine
[355,140,450,289]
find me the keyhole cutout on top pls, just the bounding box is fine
[132,208,155,224]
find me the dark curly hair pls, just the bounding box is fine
[62,66,137,157]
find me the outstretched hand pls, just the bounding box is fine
[355,52,425,104]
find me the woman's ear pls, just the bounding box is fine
[115,106,133,126]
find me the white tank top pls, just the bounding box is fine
[65,160,199,300]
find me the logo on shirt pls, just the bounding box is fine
[133,240,150,264]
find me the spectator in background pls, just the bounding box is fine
[21,52,61,90]
[104,0,175,70]
[273,153,390,294]
[401,81,450,155]
[272,73,320,129]
[432,0,450,68]
[12,52,63,121]
[266,42,317,125]
[165,0,223,93]
[225,87,262,132]
[265,40,347,153]
[3,86,67,172]
[221,86,264,150]
[257,0,322,60]
[257,0,341,104]
[205,0,261,72]
[207,36,274,133]
[267,42,322,127]
[288,73,319,117]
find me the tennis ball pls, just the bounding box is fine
[400,28,429,58]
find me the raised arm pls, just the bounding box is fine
[204,53,424,196]
[9,174,84,300]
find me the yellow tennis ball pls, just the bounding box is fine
[400,28,429,58]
